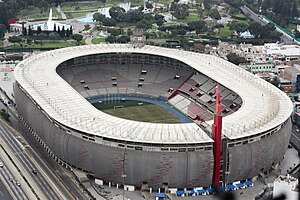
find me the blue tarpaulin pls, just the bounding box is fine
[235,183,244,188]
[244,181,253,186]
[207,188,215,193]
[197,189,206,194]
[176,190,184,195]
[218,186,226,191]
[187,190,195,194]
[226,185,236,190]
[155,193,165,198]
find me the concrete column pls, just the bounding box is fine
[109,182,111,187]
[158,188,161,193]
[117,184,119,189]
[150,188,152,193]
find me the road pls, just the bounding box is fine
[0,99,88,199]
[85,30,98,45]
[18,120,88,200]
[239,6,267,26]
[240,6,297,45]
[56,6,67,20]
[0,159,28,200]
[0,120,66,199]
[0,179,13,200]
[290,124,300,152]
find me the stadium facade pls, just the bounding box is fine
[14,44,293,189]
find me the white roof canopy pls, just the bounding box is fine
[14,44,292,143]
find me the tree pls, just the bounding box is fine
[295,30,300,39]
[0,24,6,39]
[61,26,66,37]
[248,21,282,39]
[65,28,70,37]
[36,33,47,40]
[226,53,247,65]
[28,26,33,36]
[72,34,83,43]
[145,2,153,9]
[70,26,73,35]
[154,14,164,21]
[53,23,57,32]
[22,24,27,36]
[116,35,130,43]
[8,36,22,46]
[172,4,189,19]
[93,12,105,22]
[102,18,117,26]
[106,35,116,43]
[37,26,42,34]
[187,21,207,33]
[209,9,221,20]
[136,19,152,29]
[109,6,125,21]
[107,28,122,37]
[229,21,249,33]
[156,18,165,27]
[49,32,60,40]
[126,10,143,23]
[270,76,280,87]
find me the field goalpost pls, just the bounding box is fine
[114,105,124,110]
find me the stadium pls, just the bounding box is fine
[14,44,293,190]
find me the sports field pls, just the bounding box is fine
[93,100,181,123]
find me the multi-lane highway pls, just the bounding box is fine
[0,159,28,200]
[0,97,87,200]
[0,179,14,200]
[0,121,64,199]
[290,124,300,152]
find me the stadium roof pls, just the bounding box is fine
[15,44,293,143]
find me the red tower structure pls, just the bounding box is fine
[212,84,223,187]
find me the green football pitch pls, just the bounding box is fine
[92,100,181,123]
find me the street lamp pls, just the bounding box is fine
[225,171,230,186]
[121,174,127,200]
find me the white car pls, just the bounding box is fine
[0,162,3,168]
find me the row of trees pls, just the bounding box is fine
[227,20,282,40]
[158,20,208,38]
[21,23,73,38]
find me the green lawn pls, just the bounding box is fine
[66,12,87,19]
[93,100,181,123]
[91,38,106,44]
[19,7,62,20]
[5,41,74,50]
[185,13,199,22]
[217,25,232,38]
[286,23,297,32]
[61,1,101,12]
[233,13,250,24]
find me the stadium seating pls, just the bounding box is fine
[168,73,242,122]
[56,55,242,123]
[57,61,194,100]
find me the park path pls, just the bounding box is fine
[56,6,67,20]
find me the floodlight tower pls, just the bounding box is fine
[212,84,223,187]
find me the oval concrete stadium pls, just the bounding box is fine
[14,44,293,189]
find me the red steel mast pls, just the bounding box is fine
[212,84,223,187]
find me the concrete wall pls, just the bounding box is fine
[14,83,214,188]
[227,119,291,183]
[14,82,291,188]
